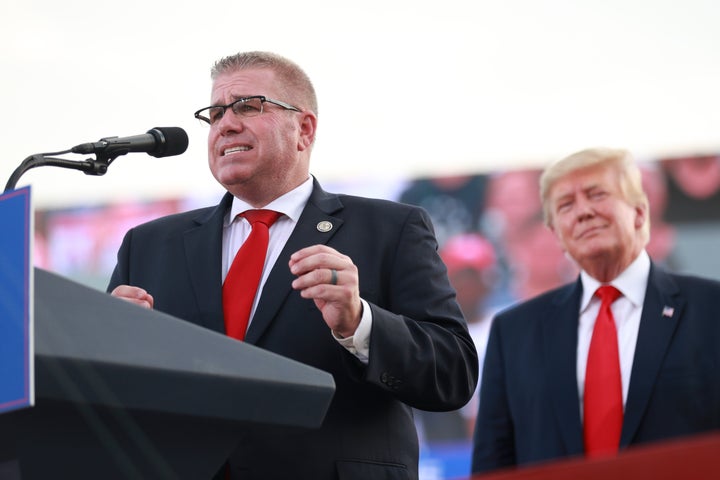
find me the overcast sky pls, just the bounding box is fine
[2,0,718,208]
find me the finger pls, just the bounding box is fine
[290,254,336,276]
[111,285,145,298]
[111,285,154,309]
[289,245,340,269]
[292,267,332,290]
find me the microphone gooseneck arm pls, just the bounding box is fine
[4,149,121,193]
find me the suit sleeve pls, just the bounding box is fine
[360,207,479,411]
[471,313,516,473]
[107,228,133,291]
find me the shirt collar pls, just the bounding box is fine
[580,250,650,312]
[225,176,313,226]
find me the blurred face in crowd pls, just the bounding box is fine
[449,267,489,321]
[665,155,720,199]
[547,163,647,281]
[206,68,316,205]
[486,170,541,240]
[506,219,578,299]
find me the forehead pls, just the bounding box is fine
[550,164,618,199]
[211,68,279,103]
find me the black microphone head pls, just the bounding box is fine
[147,127,189,158]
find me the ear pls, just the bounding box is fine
[634,202,648,230]
[297,112,317,151]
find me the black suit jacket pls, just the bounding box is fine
[471,262,720,474]
[108,179,478,480]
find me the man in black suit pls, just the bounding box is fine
[471,147,720,474]
[108,51,478,480]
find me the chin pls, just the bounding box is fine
[216,164,252,182]
[571,240,613,258]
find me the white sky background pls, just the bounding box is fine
[1,0,718,209]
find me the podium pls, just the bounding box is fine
[468,431,720,480]
[0,268,336,479]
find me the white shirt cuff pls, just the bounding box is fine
[333,299,372,364]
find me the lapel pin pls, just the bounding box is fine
[316,221,333,233]
[662,306,674,318]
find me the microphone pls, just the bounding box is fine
[71,127,189,158]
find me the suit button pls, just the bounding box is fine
[381,372,402,389]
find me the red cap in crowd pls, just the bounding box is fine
[440,233,496,275]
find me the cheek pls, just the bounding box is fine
[552,223,573,251]
[206,132,216,156]
[207,145,218,168]
[552,217,571,238]
[206,135,224,172]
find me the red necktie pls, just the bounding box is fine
[223,209,281,341]
[584,285,623,457]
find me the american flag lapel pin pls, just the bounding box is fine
[662,306,675,318]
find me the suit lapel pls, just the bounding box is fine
[544,280,585,454]
[245,181,344,344]
[621,264,683,445]
[183,193,232,334]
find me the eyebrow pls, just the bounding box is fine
[554,193,574,206]
[210,94,253,106]
[583,183,604,194]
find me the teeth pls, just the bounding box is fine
[224,146,251,155]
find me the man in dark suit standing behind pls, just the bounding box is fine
[108,51,477,480]
[471,147,720,474]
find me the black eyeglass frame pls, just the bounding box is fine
[194,95,302,125]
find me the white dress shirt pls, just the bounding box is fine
[577,250,650,414]
[222,176,371,362]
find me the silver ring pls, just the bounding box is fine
[330,269,338,285]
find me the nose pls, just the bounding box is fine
[215,109,244,135]
[574,196,595,221]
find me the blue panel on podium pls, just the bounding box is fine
[0,186,33,414]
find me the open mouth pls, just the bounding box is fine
[223,145,252,156]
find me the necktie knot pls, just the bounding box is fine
[596,285,622,305]
[241,209,282,228]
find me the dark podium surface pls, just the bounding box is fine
[0,268,336,479]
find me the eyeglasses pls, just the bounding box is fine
[194,95,301,126]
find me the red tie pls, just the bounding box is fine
[223,209,281,341]
[584,285,623,457]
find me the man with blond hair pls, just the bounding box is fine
[471,147,720,473]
